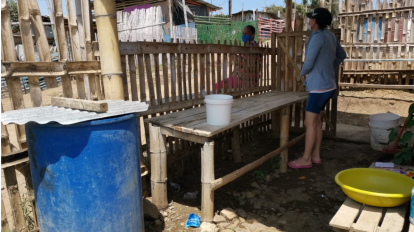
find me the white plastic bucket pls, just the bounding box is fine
[204,94,234,126]
[369,113,400,151]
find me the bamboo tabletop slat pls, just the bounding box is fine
[146,91,308,138]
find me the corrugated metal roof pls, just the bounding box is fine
[1,100,148,126]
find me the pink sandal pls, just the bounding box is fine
[288,160,313,169]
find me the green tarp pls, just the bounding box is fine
[197,21,259,44]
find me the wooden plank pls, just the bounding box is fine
[51,97,108,112]
[188,54,193,98]
[128,55,139,101]
[206,46,211,95]
[352,205,383,232]
[144,54,156,105]
[160,127,209,144]
[193,52,199,99]
[162,53,170,103]
[182,51,188,101]
[200,42,206,96]
[1,61,101,77]
[377,203,407,232]
[154,53,163,104]
[339,83,414,89]
[223,41,228,93]
[329,198,363,230]
[176,52,183,102]
[181,43,210,54]
[3,167,26,230]
[170,52,177,103]
[121,56,129,100]
[137,54,147,103]
[217,50,222,93]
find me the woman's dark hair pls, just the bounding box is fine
[308,8,332,29]
[245,25,256,35]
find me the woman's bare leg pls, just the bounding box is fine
[289,111,319,166]
[311,112,323,163]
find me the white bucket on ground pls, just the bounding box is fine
[204,94,234,126]
[369,113,400,151]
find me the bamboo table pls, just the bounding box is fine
[145,91,308,221]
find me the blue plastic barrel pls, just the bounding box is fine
[26,114,144,232]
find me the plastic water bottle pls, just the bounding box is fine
[410,186,414,225]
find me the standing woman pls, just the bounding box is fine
[288,8,346,169]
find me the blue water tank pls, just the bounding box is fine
[26,114,144,232]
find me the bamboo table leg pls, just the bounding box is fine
[279,107,290,173]
[149,124,168,209]
[201,141,215,222]
[232,126,241,163]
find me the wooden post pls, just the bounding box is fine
[149,124,168,209]
[28,0,58,89]
[2,0,25,149]
[1,104,12,154]
[16,0,42,107]
[67,0,86,99]
[93,0,125,100]
[3,167,26,231]
[232,126,241,163]
[52,0,73,98]
[279,107,290,173]
[168,0,174,41]
[319,0,326,7]
[201,141,215,222]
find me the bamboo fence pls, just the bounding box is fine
[1,0,338,229]
[339,0,414,88]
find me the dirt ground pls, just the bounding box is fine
[144,136,384,232]
[2,85,413,231]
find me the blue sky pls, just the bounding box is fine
[37,0,286,17]
[210,0,286,15]
[38,0,67,16]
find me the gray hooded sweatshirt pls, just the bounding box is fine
[301,29,347,91]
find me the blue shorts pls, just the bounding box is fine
[305,90,336,114]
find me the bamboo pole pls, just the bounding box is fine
[2,0,25,149]
[93,0,124,100]
[75,0,91,100]
[201,141,215,222]
[67,0,86,99]
[211,133,305,190]
[82,0,101,99]
[28,0,58,89]
[16,0,42,107]
[149,124,168,209]
[52,0,73,98]
[279,107,290,173]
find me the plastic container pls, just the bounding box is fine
[369,113,400,151]
[411,186,414,225]
[26,114,144,232]
[204,94,234,126]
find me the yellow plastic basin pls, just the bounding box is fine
[335,168,414,207]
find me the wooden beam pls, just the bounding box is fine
[211,133,305,191]
[276,37,305,84]
[51,97,108,112]
[339,83,414,89]
[1,61,101,77]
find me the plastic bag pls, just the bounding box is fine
[185,213,200,228]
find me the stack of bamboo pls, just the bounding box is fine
[339,0,414,87]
